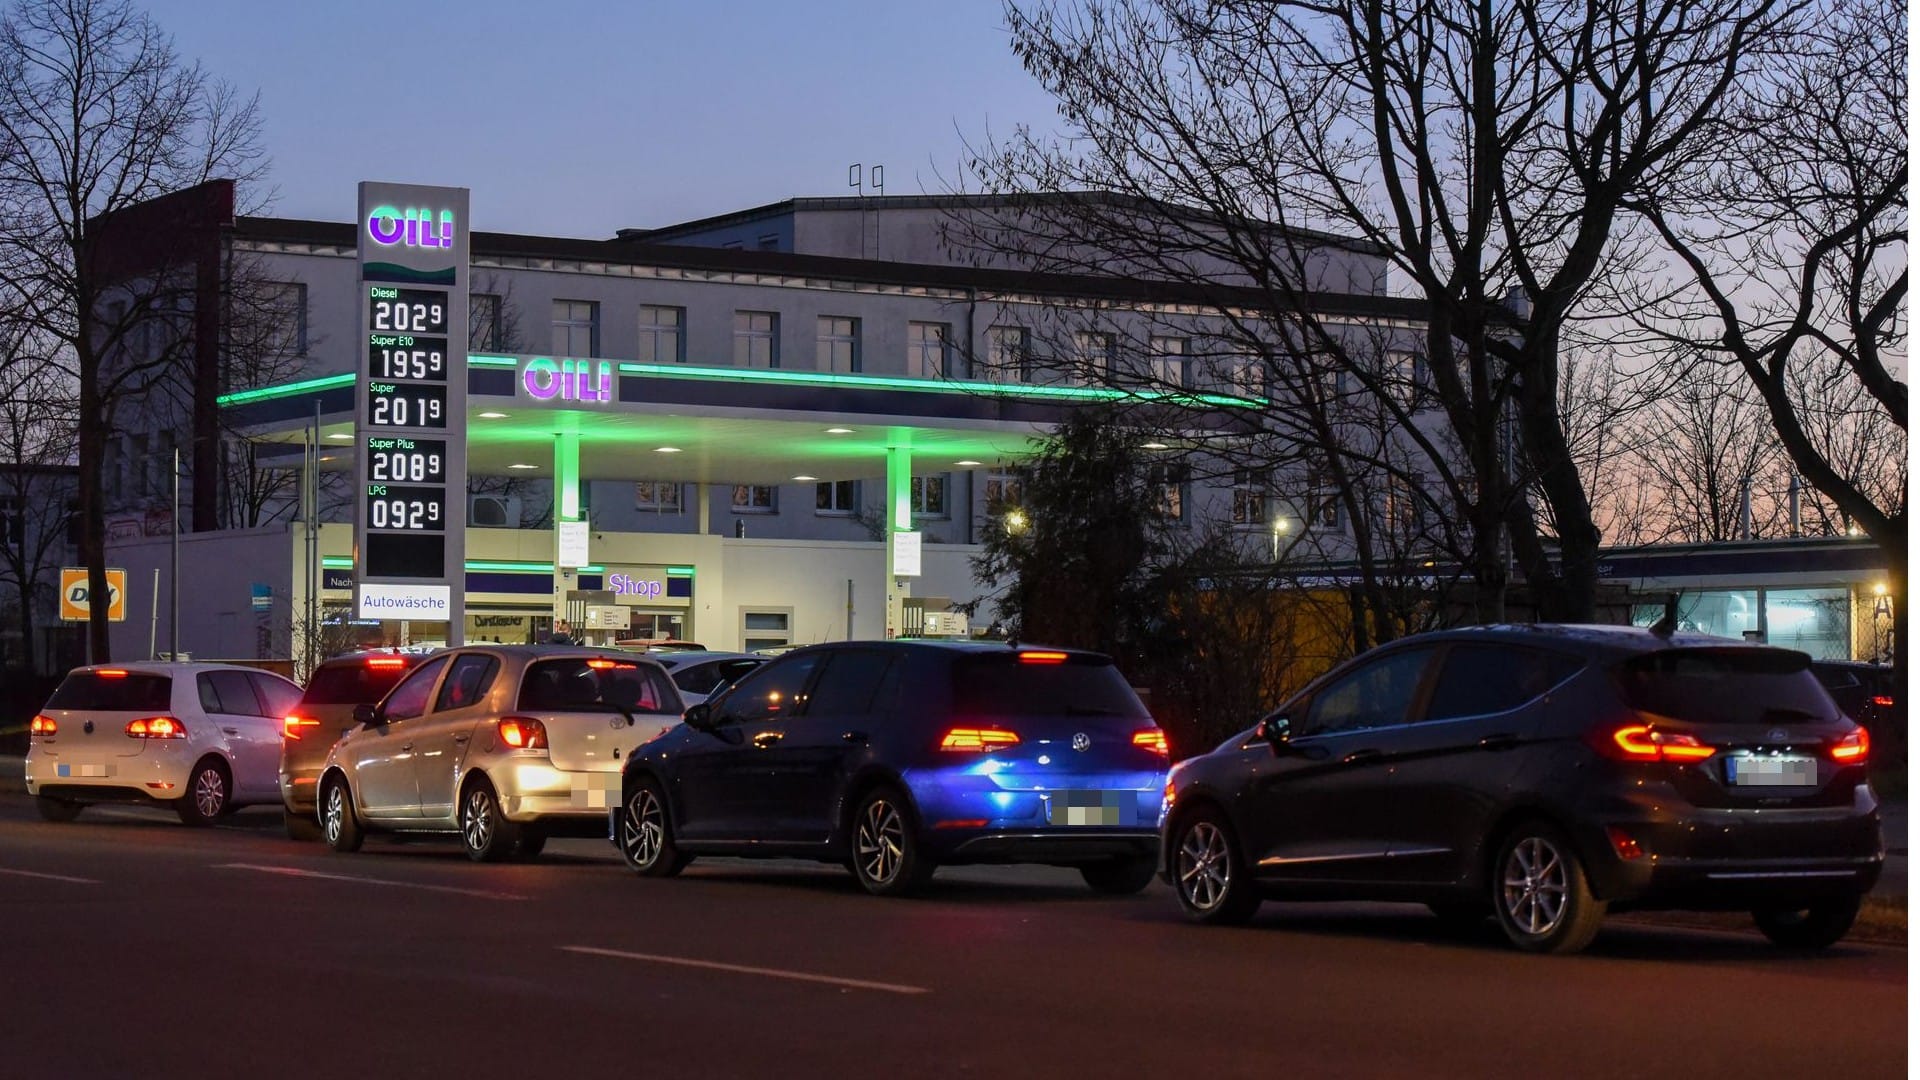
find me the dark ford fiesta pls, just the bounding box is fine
[1162,625,1882,953]
[613,641,1171,896]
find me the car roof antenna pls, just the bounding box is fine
[1650,592,1679,639]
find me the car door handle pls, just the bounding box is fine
[842,730,868,745]
[453,734,469,744]
[752,731,783,748]
[222,727,239,736]
[1478,733,1520,751]
[1341,748,1382,765]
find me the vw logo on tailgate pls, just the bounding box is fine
[1071,732,1091,752]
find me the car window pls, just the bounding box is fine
[718,653,824,725]
[804,650,895,717]
[249,673,304,719]
[47,670,171,711]
[381,655,449,722]
[517,658,680,714]
[202,670,262,716]
[1301,647,1434,736]
[950,655,1148,719]
[1423,645,1584,722]
[1615,648,1833,724]
[302,659,413,705]
[672,661,727,697]
[434,654,500,713]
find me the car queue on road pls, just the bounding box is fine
[18,624,1888,956]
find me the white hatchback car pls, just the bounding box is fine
[26,662,304,825]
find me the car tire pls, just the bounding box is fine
[459,778,520,863]
[619,779,690,878]
[1490,823,1606,954]
[1170,807,1260,925]
[849,787,934,897]
[514,827,548,861]
[322,776,364,852]
[34,795,82,823]
[175,758,231,827]
[284,810,323,842]
[1752,895,1861,949]
[1080,855,1158,895]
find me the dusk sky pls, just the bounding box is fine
[148,0,1062,238]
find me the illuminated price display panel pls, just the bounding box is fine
[354,183,469,632]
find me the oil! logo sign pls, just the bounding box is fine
[59,567,128,622]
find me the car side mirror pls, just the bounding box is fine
[354,703,381,728]
[683,702,714,731]
[1259,714,1293,754]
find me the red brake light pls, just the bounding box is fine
[940,727,1020,751]
[1600,723,1716,763]
[1017,651,1068,664]
[586,659,637,670]
[28,714,55,736]
[283,715,321,740]
[1132,729,1169,756]
[1871,694,1894,709]
[498,717,548,750]
[1831,726,1869,764]
[95,669,127,678]
[366,657,407,669]
[125,716,186,739]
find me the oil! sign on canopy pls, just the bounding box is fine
[366,204,457,249]
[523,357,613,403]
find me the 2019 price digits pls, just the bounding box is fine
[367,383,446,428]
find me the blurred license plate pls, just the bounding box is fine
[1047,790,1126,826]
[55,763,111,778]
[1727,755,1817,787]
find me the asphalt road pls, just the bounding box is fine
[0,794,1906,1080]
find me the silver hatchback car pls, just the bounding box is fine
[315,645,684,861]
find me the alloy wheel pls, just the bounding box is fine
[463,788,493,852]
[856,798,906,885]
[623,788,664,869]
[1178,820,1232,911]
[1501,835,1570,937]
[192,766,226,819]
[323,784,346,845]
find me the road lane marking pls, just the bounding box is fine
[213,863,529,901]
[0,867,100,885]
[560,945,930,995]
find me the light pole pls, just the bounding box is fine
[1270,517,1288,562]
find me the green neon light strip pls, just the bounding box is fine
[323,559,608,574]
[666,566,696,577]
[469,355,518,368]
[321,557,354,569]
[610,360,1264,408]
[217,373,356,407]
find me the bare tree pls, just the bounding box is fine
[0,336,75,673]
[958,0,1797,628]
[0,0,266,661]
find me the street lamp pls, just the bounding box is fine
[1004,508,1029,534]
[1270,517,1289,561]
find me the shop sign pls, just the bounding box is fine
[357,582,451,620]
[522,357,613,404]
[607,571,667,600]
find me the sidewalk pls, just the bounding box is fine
[0,753,1904,897]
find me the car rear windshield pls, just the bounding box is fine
[951,655,1148,720]
[302,661,413,705]
[518,658,678,713]
[1614,648,1834,725]
[45,671,172,712]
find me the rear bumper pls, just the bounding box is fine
[25,745,191,801]
[33,783,173,806]
[487,760,622,822]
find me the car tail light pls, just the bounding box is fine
[1132,729,1169,756]
[28,714,55,736]
[95,669,127,678]
[1831,726,1869,764]
[125,716,186,739]
[498,717,548,750]
[1595,723,1716,763]
[1017,650,1068,664]
[1871,694,1894,709]
[939,727,1020,751]
[366,656,407,669]
[587,659,637,671]
[1605,826,1645,860]
[283,715,321,740]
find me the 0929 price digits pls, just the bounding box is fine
[364,485,446,532]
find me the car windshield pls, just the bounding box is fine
[302,660,413,705]
[951,654,1149,720]
[1615,648,1834,725]
[517,657,677,713]
[46,670,172,711]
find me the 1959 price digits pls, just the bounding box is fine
[369,336,446,380]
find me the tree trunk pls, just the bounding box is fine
[78,369,110,663]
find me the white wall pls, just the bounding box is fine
[105,525,294,662]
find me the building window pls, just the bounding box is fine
[732,484,777,513]
[552,300,598,356]
[638,305,684,364]
[734,311,778,368]
[911,475,948,518]
[1305,468,1342,529]
[1387,350,1434,410]
[816,480,857,516]
[470,293,503,351]
[1231,469,1270,527]
[1225,353,1265,399]
[635,481,682,513]
[985,325,1029,382]
[908,321,950,379]
[1075,331,1115,376]
[817,316,860,373]
[1149,463,1189,522]
[264,282,307,355]
[984,472,1022,514]
[1149,335,1188,387]
[740,609,794,652]
[1384,476,1427,538]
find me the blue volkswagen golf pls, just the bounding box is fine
[614,640,1170,896]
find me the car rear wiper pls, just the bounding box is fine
[1064,705,1126,717]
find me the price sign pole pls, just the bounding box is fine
[354,182,469,645]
